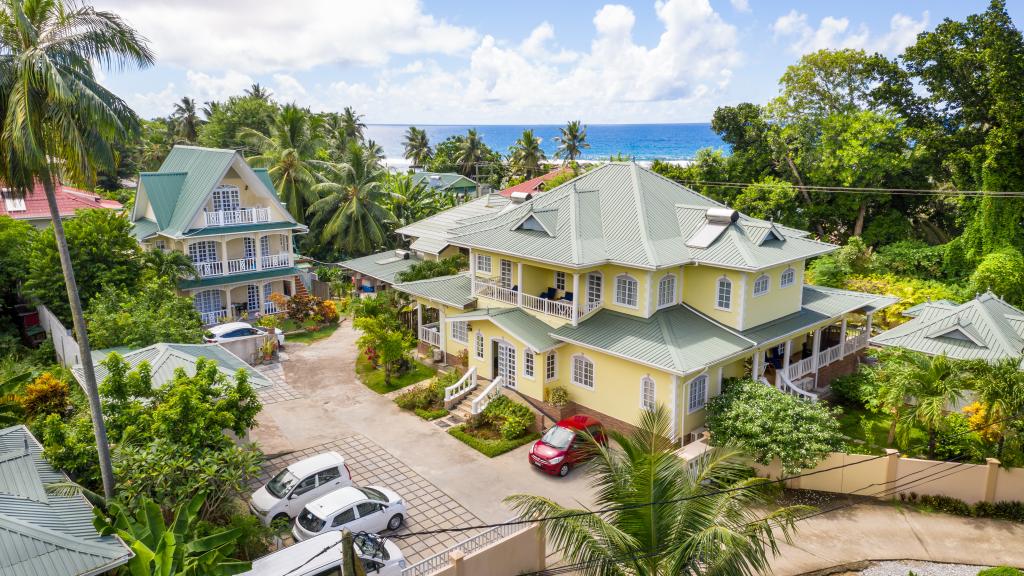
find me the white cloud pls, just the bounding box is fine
[773,10,928,55]
[271,74,308,103]
[730,0,750,13]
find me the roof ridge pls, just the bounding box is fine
[655,313,685,373]
[0,512,125,559]
[972,298,1020,354]
[629,163,657,267]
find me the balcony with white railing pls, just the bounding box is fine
[199,309,227,325]
[262,301,279,315]
[202,206,271,227]
[261,253,291,270]
[418,322,441,348]
[785,326,872,381]
[227,257,256,274]
[194,260,224,278]
[474,278,598,322]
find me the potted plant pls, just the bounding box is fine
[261,339,276,363]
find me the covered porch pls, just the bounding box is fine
[189,277,296,325]
[470,257,599,324]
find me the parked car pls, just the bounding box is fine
[250,452,352,525]
[529,415,607,477]
[292,486,406,542]
[205,321,285,347]
[238,531,406,576]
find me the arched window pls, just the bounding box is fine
[753,274,769,297]
[615,274,639,307]
[475,330,485,359]
[571,354,594,389]
[640,376,656,411]
[780,267,795,288]
[657,274,676,308]
[716,277,732,310]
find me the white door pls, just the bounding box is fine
[587,272,602,304]
[496,341,517,389]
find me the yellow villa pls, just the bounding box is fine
[394,163,896,441]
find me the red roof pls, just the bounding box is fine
[499,167,572,197]
[0,180,122,221]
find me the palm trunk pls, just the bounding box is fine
[41,175,116,499]
[997,434,1005,459]
[927,426,937,459]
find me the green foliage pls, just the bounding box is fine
[394,371,453,417]
[970,247,1024,305]
[357,352,435,394]
[198,94,278,154]
[0,216,36,299]
[197,507,277,561]
[508,129,547,179]
[395,255,467,283]
[25,209,143,323]
[553,120,589,164]
[448,424,539,457]
[354,314,415,387]
[706,378,845,474]
[20,372,70,421]
[86,278,203,349]
[829,369,878,407]
[837,273,971,328]
[285,294,322,323]
[481,395,535,440]
[933,413,981,461]
[730,176,807,229]
[913,494,1024,524]
[806,236,874,287]
[874,241,949,280]
[546,385,569,408]
[977,568,1024,576]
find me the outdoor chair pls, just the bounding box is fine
[563,292,574,302]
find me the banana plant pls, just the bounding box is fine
[93,492,250,576]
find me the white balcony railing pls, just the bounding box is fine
[263,301,279,315]
[199,309,227,325]
[474,278,599,321]
[227,257,256,274]
[193,260,224,278]
[203,207,271,227]
[261,253,291,270]
[475,279,518,306]
[520,292,574,320]
[843,331,870,356]
[418,322,441,347]
[775,371,819,402]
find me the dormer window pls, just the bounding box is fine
[716,276,732,310]
[614,274,639,308]
[211,185,240,212]
[657,274,676,309]
[780,267,795,288]
[753,274,769,297]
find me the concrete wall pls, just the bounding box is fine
[426,524,544,576]
[37,305,79,367]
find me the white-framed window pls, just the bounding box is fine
[476,254,492,273]
[716,276,732,310]
[475,330,484,359]
[188,240,218,263]
[193,289,223,313]
[211,185,240,212]
[451,321,468,343]
[280,235,289,252]
[154,240,168,251]
[586,272,602,304]
[657,274,676,309]
[780,267,795,288]
[524,350,535,378]
[260,235,270,256]
[499,259,513,288]
[688,374,708,413]
[263,283,273,303]
[614,274,639,308]
[640,376,656,411]
[2,190,26,212]
[554,271,566,292]
[571,354,594,389]
[244,237,256,260]
[246,284,260,312]
[545,353,557,381]
[753,274,769,297]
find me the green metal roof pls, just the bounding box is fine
[253,168,275,194]
[395,194,510,255]
[137,172,186,228]
[129,218,159,241]
[871,292,1024,366]
[411,172,478,193]
[178,266,298,290]
[903,299,957,318]
[181,221,303,238]
[449,307,560,352]
[393,274,475,309]
[445,163,834,271]
[551,305,753,376]
[338,250,420,285]
[741,286,899,345]
[73,343,272,390]
[0,425,133,576]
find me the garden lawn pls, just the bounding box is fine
[280,318,339,344]
[836,405,930,456]
[448,425,540,458]
[356,353,436,394]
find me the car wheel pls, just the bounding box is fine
[387,514,404,531]
[558,464,570,477]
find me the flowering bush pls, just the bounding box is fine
[20,373,70,420]
[318,299,339,324]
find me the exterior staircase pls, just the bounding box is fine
[434,368,503,428]
[293,275,309,298]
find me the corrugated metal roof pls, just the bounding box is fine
[395,194,510,255]
[0,426,133,576]
[903,299,957,318]
[446,163,836,271]
[338,250,420,285]
[72,343,272,390]
[742,286,899,345]
[409,236,449,255]
[181,221,302,238]
[138,172,186,229]
[393,274,475,309]
[178,266,299,290]
[449,307,560,352]
[871,292,1024,365]
[129,218,159,241]
[410,172,477,193]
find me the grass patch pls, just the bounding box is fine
[414,407,449,420]
[835,405,929,456]
[357,353,436,394]
[448,425,540,458]
[283,322,339,344]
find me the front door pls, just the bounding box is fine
[499,259,513,289]
[493,340,517,389]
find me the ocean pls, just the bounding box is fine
[365,123,725,169]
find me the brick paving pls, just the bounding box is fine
[252,434,484,565]
[255,355,304,405]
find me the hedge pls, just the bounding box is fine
[448,425,540,458]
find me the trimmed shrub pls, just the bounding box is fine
[20,373,70,420]
[546,386,569,407]
[482,396,535,440]
[915,494,1024,523]
[977,568,1024,576]
[829,369,877,407]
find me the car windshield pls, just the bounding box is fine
[354,534,390,561]
[297,508,326,533]
[266,469,300,499]
[541,426,575,450]
[359,487,387,503]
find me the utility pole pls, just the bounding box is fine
[340,530,368,576]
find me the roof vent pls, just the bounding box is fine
[510,191,533,204]
[685,208,738,248]
[394,249,410,260]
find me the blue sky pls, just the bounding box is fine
[93,0,1022,124]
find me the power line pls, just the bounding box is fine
[679,180,1024,198]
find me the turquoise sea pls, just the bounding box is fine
[365,123,725,164]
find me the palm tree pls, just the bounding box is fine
[402,126,432,167]
[554,120,590,169]
[385,172,452,226]
[143,248,196,284]
[307,141,394,256]
[240,104,327,223]
[509,129,546,179]
[364,139,385,165]
[0,0,154,499]
[507,407,804,575]
[244,82,272,101]
[895,353,966,458]
[456,129,485,177]
[970,357,1024,459]
[201,100,221,120]
[340,106,366,142]
[171,96,201,143]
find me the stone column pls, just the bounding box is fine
[884,448,900,500]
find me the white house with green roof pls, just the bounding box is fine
[130,145,307,324]
[394,162,897,440]
[410,171,478,197]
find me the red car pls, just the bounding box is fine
[529,415,607,477]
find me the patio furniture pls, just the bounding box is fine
[539,287,556,300]
[563,292,573,302]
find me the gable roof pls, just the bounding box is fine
[394,194,511,256]
[338,249,421,285]
[499,167,572,196]
[446,163,835,271]
[449,307,560,352]
[0,181,122,222]
[393,273,475,309]
[0,425,133,576]
[870,292,1024,365]
[72,342,272,390]
[410,172,477,193]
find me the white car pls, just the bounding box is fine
[250,452,352,525]
[205,321,285,347]
[238,532,406,576]
[292,486,406,542]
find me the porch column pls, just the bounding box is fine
[839,317,848,356]
[517,262,523,306]
[416,303,423,333]
[255,235,263,270]
[223,287,232,316]
[469,250,477,295]
[783,340,792,376]
[811,328,822,378]
[751,349,760,380]
[866,312,874,335]
[220,238,228,267]
[571,273,580,327]
[439,308,447,356]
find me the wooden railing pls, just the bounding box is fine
[194,260,224,278]
[444,367,477,408]
[227,257,256,273]
[418,322,440,347]
[203,207,270,227]
[261,253,291,269]
[471,376,503,414]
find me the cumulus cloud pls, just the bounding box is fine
[730,0,750,13]
[773,9,928,55]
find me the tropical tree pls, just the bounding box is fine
[506,407,804,576]
[340,106,366,141]
[509,129,546,179]
[384,172,452,227]
[171,96,202,143]
[143,247,196,283]
[402,126,432,167]
[554,120,589,167]
[970,357,1024,458]
[455,129,485,177]
[86,278,203,349]
[0,0,155,498]
[307,141,394,256]
[240,104,327,223]
[880,351,968,457]
[243,82,272,101]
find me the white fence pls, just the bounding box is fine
[37,305,80,367]
[419,323,441,347]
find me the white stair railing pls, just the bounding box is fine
[444,367,477,405]
[471,376,503,414]
[788,356,815,380]
[776,371,818,402]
